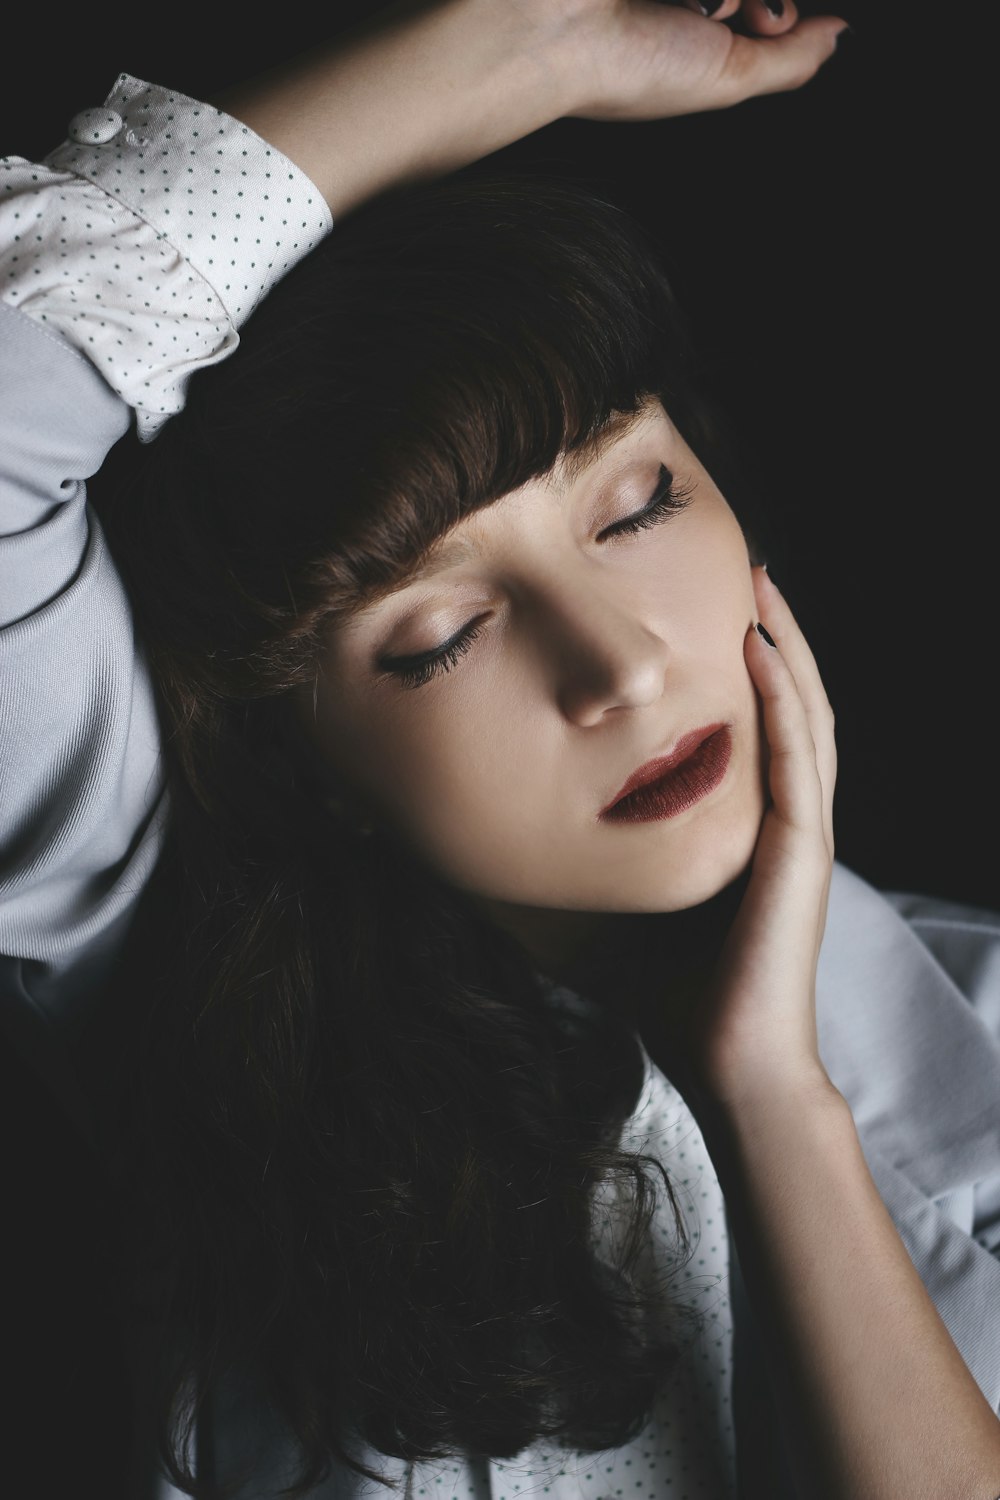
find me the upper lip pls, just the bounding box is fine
[600,722,727,815]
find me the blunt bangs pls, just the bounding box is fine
[304,174,698,610]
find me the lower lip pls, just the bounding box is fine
[601,726,733,825]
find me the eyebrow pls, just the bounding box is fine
[559,404,654,486]
[361,405,657,607]
[402,533,478,588]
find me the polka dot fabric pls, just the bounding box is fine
[394,1041,736,1500]
[206,1011,738,1498]
[0,73,331,440]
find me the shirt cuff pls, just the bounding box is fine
[1,74,333,440]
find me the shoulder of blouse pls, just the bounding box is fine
[0,75,329,1087]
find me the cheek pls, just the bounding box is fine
[698,532,756,650]
[343,675,576,900]
[643,503,754,654]
[319,673,523,858]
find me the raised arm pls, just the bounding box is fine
[676,569,1000,1499]
[212,0,847,219]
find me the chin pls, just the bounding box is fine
[594,785,766,916]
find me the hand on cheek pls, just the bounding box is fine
[748,566,837,855]
[682,566,838,1110]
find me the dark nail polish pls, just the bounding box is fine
[763,0,785,16]
[699,0,724,15]
[756,623,778,649]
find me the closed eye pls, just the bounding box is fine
[379,464,693,689]
[597,464,693,541]
[378,615,490,691]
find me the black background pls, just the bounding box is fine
[3,3,995,913]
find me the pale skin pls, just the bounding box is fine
[303,402,767,924]
[214,3,1000,1496]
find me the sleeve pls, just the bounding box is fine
[882,889,1000,1263]
[0,75,333,1086]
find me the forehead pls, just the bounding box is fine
[555,399,665,488]
[382,400,670,594]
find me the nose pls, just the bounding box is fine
[538,575,671,727]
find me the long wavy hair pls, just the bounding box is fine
[94,170,757,1498]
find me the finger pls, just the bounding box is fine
[753,568,836,851]
[676,0,800,34]
[752,568,836,853]
[737,0,801,37]
[676,0,743,19]
[675,0,802,39]
[753,569,830,734]
[744,618,826,844]
[715,16,848,105]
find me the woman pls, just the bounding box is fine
[2,3,998,1498]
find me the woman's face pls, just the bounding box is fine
[300,397,765,926]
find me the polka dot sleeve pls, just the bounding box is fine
[0,73,332,441]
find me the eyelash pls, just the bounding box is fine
[382,465,692,690]
[598,465,693,541]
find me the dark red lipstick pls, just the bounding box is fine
[600,723,732,824]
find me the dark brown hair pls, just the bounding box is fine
[96,170,749,1497]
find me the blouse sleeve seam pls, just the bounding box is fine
[0,297,110,376]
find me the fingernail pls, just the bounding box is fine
[699,0,724,14]
[756,622,777,649]
[763,0,785,16]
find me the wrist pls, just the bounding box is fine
[690,1078,857,1246]
[692,1065,849,1158]
[526,0,616,119]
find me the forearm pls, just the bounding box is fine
[705,1081,1000,1500]
[211,0,579,219]
[207,0,847,220]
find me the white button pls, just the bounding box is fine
[67,108,124,146]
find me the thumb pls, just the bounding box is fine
[718,18,848,106]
